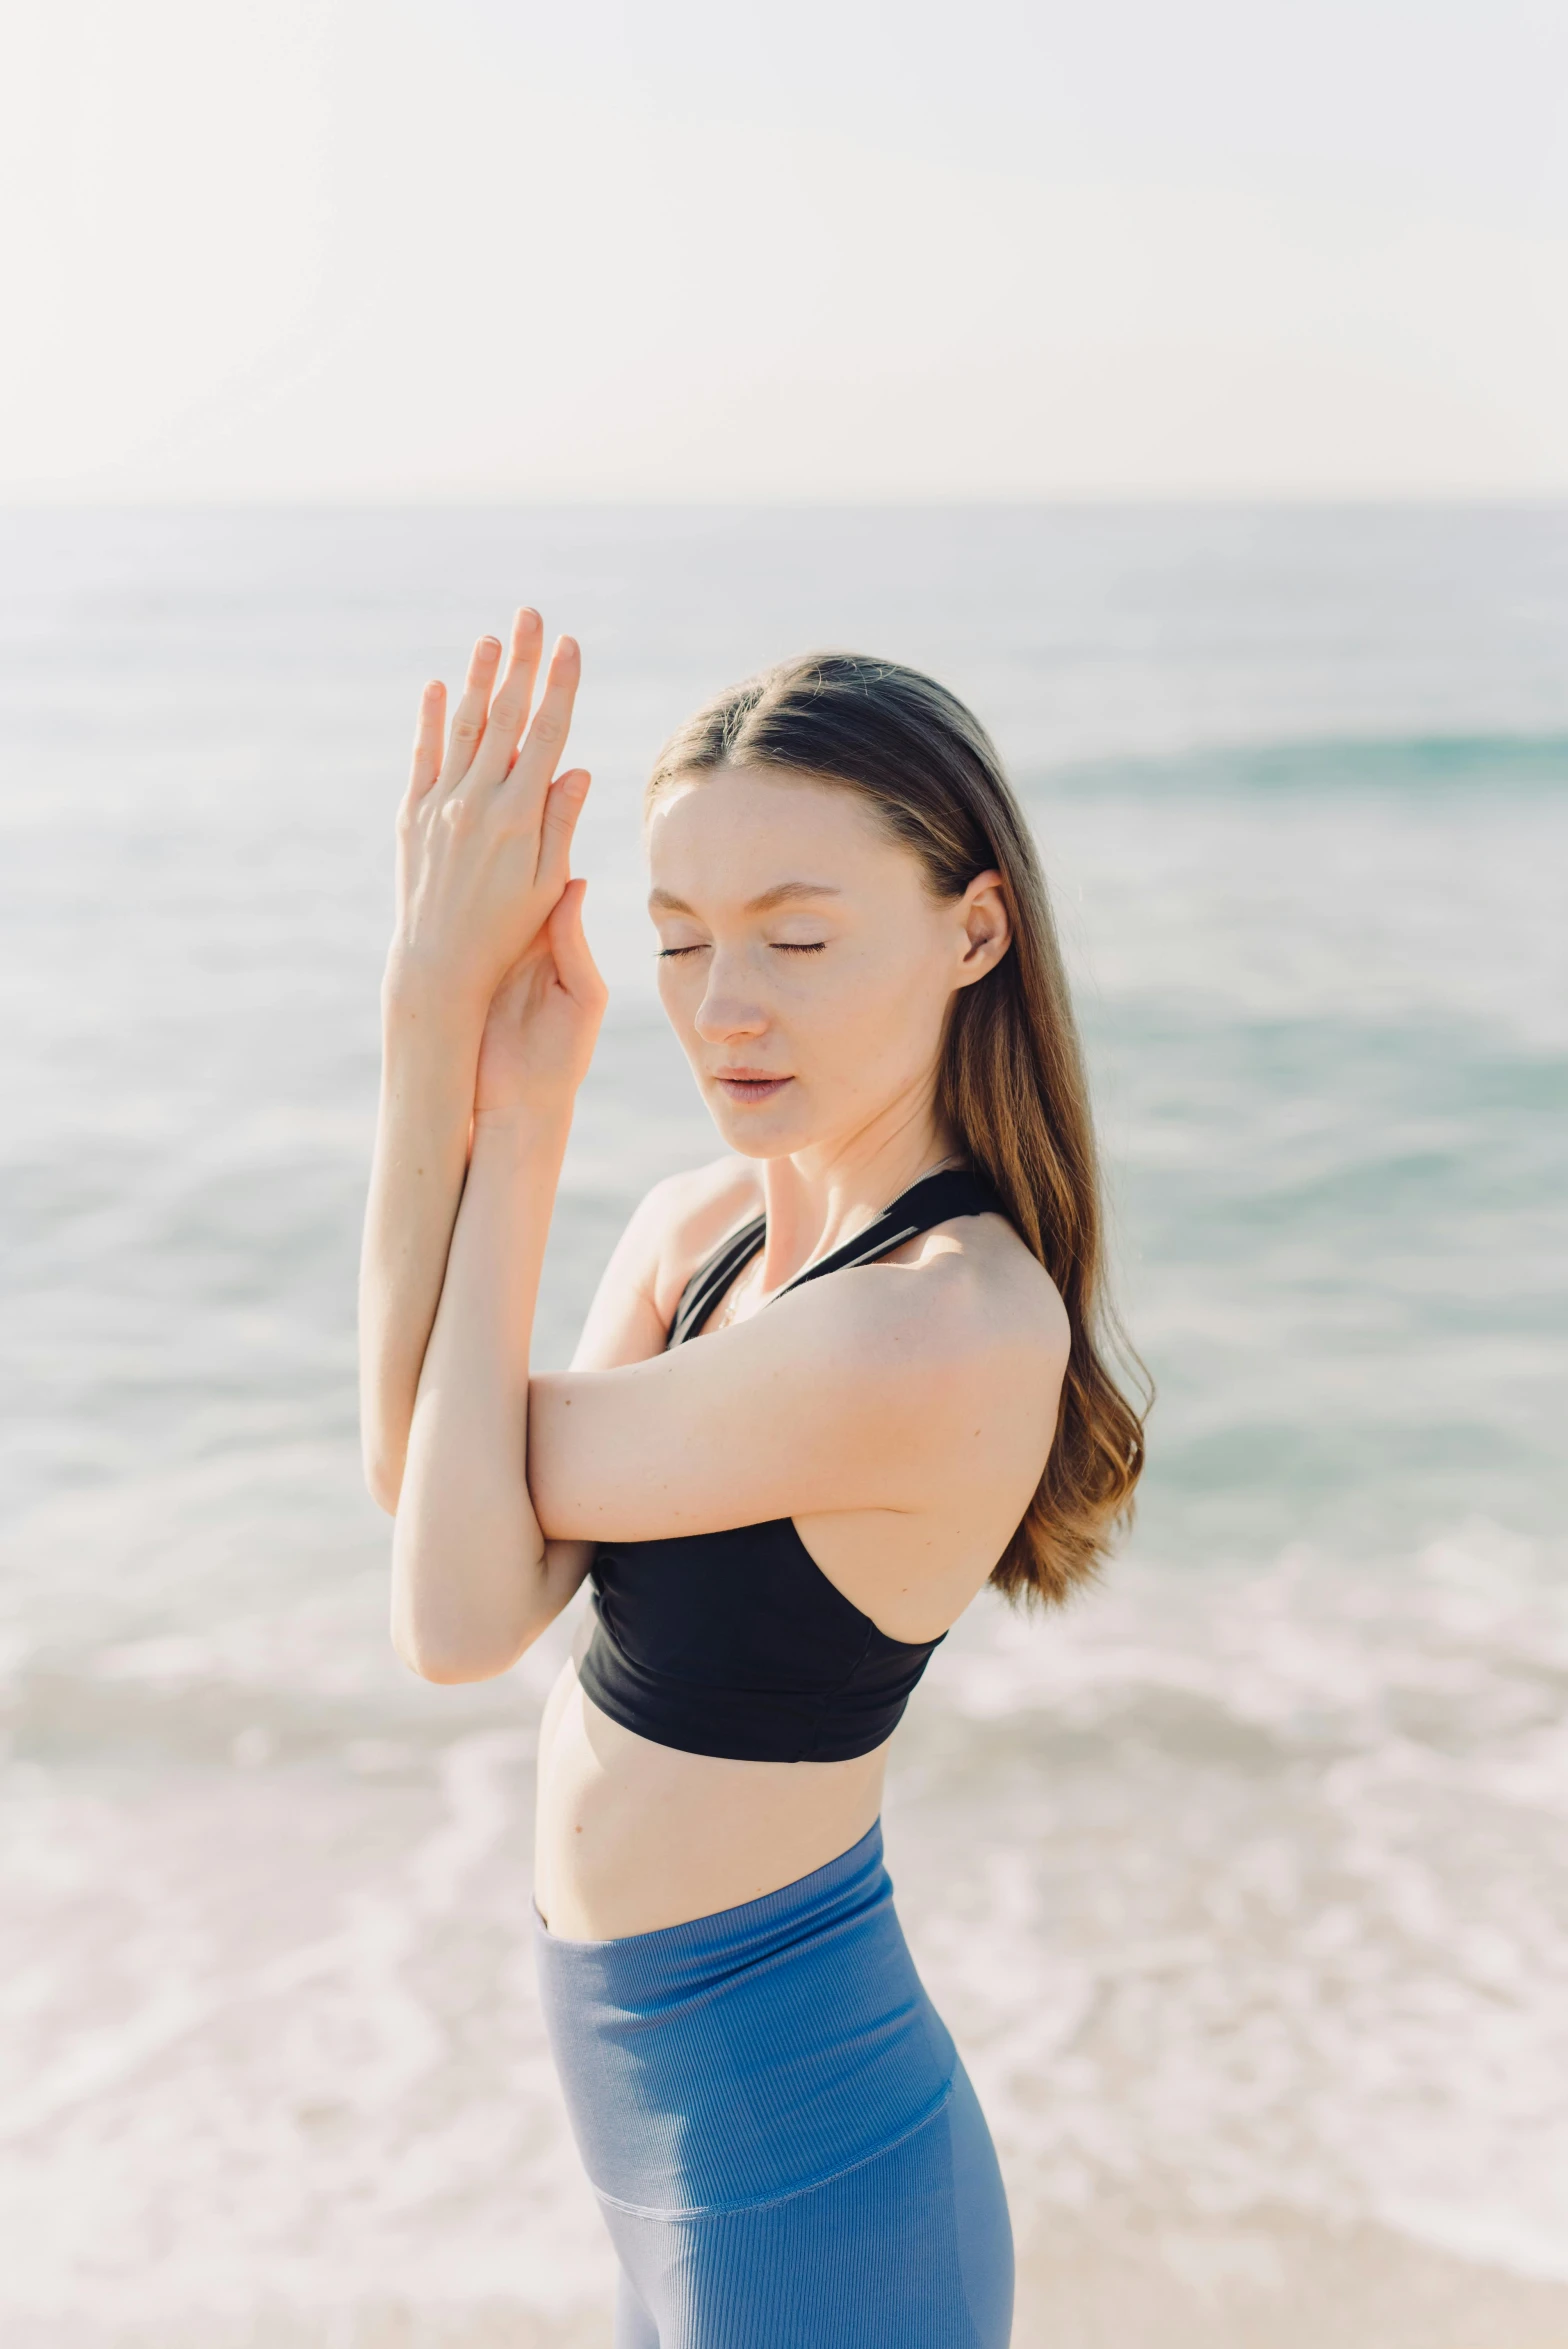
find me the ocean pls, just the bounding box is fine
[3,505,1566,2346]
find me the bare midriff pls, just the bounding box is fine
[532,1619,889,1940]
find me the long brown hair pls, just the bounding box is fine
[647,652,1149,1604]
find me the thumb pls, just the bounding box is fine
[546,878,608,1009]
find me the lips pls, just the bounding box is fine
[712,1072,792,1104]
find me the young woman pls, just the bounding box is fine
[359,611,1146,2348]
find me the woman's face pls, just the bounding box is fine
[646,765,1008,1162]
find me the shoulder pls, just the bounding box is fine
[780,1207,1070,1398]
[570,1155,761,1372]
[741,1210,1068,1516]
[627,1156,763,1327]
[927,1209,1072,1365]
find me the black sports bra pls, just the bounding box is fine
[579,1166,1005,1763]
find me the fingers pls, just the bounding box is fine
[534,769,591,899]
[506,635,582,811]
[436,634,503,791]
[547,878,607,1007]
[466,606,544,791]
[406,680,446,804]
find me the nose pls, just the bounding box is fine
[692,951,768,1043]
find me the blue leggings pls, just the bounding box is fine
[533,1821,1012,2347]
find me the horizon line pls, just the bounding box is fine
[6,489,1568,514]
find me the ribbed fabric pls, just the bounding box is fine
[534,1823,1013,2347]
[579,1522,944,1763]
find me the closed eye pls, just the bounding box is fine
[656,941,827,958]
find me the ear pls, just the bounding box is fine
[953,868,1011,988]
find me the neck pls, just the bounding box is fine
[754,1094,958,1292]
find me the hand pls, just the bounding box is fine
[388,611,592,1021]
[474,877,607,1119]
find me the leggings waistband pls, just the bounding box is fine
[533,1819,958,2217]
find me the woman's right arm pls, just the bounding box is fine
[358,613,584,1513]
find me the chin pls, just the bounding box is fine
[704,1095,819,1159]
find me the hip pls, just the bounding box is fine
[533,1817,959,2214]
[534,1807,1016,2344]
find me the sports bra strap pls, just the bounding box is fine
[666,1213,766,1346]
[667,1166,1005,1347]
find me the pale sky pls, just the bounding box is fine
[5,0,1567,499]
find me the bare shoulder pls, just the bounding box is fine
[570,1155,760,1372]
[926,1209,1072,1363]
[632,1155,762,1326]
[786,1207,1070,1389]
[757,1209,1069,1518]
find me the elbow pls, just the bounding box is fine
[388,1503,551,1684]
[362,1436,403,1518]
[389,1575,543,1685]
[367,1465,401,1518]
[399,1648,516,1687]
[392,1620,533,1685]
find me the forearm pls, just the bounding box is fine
[391,1106,570,1681]
[358,980,483,1510]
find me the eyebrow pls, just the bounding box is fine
[648,882,844,915]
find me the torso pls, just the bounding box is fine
[533,1162,1065,1940]
[534,1617,891,1938]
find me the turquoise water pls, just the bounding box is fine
[2,507,1566,2340]
[1058,740,1568,1560]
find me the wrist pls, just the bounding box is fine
[377,998,481,1133]
[382,950,488,1031]
[380,987,484,1087]
[470,1099,575,1150]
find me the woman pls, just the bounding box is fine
[359,611,1145,2348]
